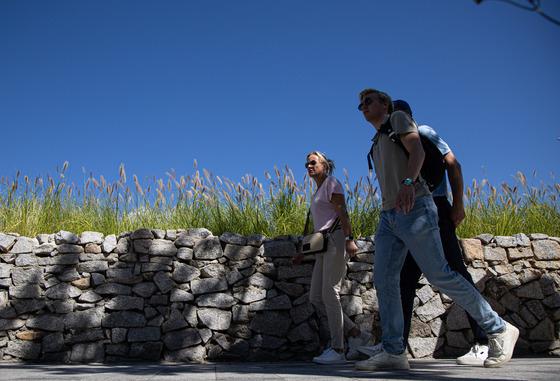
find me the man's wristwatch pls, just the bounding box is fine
[401,177,414,186]
[345,235,354,241]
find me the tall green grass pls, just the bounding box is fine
[0,163,558,238]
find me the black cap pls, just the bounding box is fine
[393,99,413,117]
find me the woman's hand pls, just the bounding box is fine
[292,253,304,265]
[346,240,358,257]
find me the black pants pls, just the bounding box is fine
[399,196,487,345]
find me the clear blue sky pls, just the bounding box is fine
[1,0,558,192]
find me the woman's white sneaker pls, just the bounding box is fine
[313,348,346,365]
[456,344,489,366]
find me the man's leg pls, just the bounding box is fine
[434,197,487,344]
[372,211,409,355]
[399,253,422,345]
[397,196,505,335]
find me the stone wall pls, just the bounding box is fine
[0,229,559,363]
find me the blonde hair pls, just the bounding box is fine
[306,151,335,175]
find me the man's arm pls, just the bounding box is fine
[444,150,465,227]
[396,131,425,213]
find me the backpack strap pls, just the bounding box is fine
[367,117,402,171]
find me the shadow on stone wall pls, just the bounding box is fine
[0,230,559,363]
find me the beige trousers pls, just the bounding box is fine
[309,229,356,350]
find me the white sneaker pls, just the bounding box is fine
[456,344,489,366]
[313,347,346,365]
[346,331,373,360]
[355,349,410,371]
[357,342,383,357]
[484,321,519,368]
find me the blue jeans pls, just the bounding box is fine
[374,196,505,355]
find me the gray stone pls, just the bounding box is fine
[361,289,378,310]
[15,253,39,266]
[9,284,42,299]
[416,285,436,304]
[163,328,201,350]
[45,283,82,299]
[194,236,223,259]
[130,342,163,360]
[0,263,12,278]
[42,332,64,353]
[33,242,56,255]
[347,262,371,272]
[233,286,267,303]
[153,271,175,293]
[445,304,471,330]
[198,308,231,330]
[0,233,16,253]
[78,291,102,303]
[77,260,108,273]
[47,300,74,314]
[183,304,199,326]
[263,240,296,258]
[529,318,555,341]
[172,263,200,283]
[70,342,104,362]
[275,281,305,297]
[543,294,560,308]
[142,262,171,272]
[220,232,247,246]
[162,309,188,333]
[176,247,193,260]
[290,303,315,325]
[247,234,266,247]
[476,234,494,244]
[11,299,46,314]
[224,244,261,261]
[56,244,83,255]
[55,230,79,244]
[533,240,560,260]
[246,272,274,289]
[500,292,522,312]
[102,234,117,253]
[133,239,152,254]
[170,289,194,302]
[287,322,316,343]
[498,273,522,288]
[196,293,236,308]
[102,311,146,328]
[529,233,549,240]
[64,308,104,329]
[226,268,244,285]
[11,267,43,286]
[416,295,446,322]
[5,340,41,360]
[232,305,250,322]
[26,314,64,331]
[191,278,228,295]
[127,327,161,342]
[341,295,363,316]
[507,246,534,261]
[10,237,38,254]
[515,281,544,299]
[174,234,197,248]
[149,239,178,257]
[0,318,26,330]
[250,295,292,311]
[200,263,227,278]
[115,237,130,254]
[152,229,166,239]
[130,282,156,298]
[484,246,507,262]
[249,311,291,336]
[130,229,154,240]
[348,270,373,284]
[164,344,206,362]
[251,334,287,349]
[95,283,132,296]
[446,331,471,348]
[495,236,517,248]
[513,233,531,247]
[278,264,313,279]
[106,295,144,311]
[111,328,127,343]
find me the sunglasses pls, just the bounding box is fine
[304,160,318,168]
[358,96,376,111]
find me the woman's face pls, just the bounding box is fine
[305,154,326,178]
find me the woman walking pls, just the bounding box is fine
[294,151,371,364]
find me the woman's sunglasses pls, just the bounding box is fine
[304,160,318,168]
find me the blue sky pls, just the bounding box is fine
[1,0,558,192]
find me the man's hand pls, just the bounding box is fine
[450,203,466,227]
[346,240,358,257]
[396,185,416,214]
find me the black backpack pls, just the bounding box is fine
[367,117,446,191]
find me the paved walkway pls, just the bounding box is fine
[0,358,559,380]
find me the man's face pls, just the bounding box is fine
[359,94,386,123]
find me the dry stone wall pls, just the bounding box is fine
[0,229,559,363]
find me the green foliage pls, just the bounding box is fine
[1,164,558,238]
